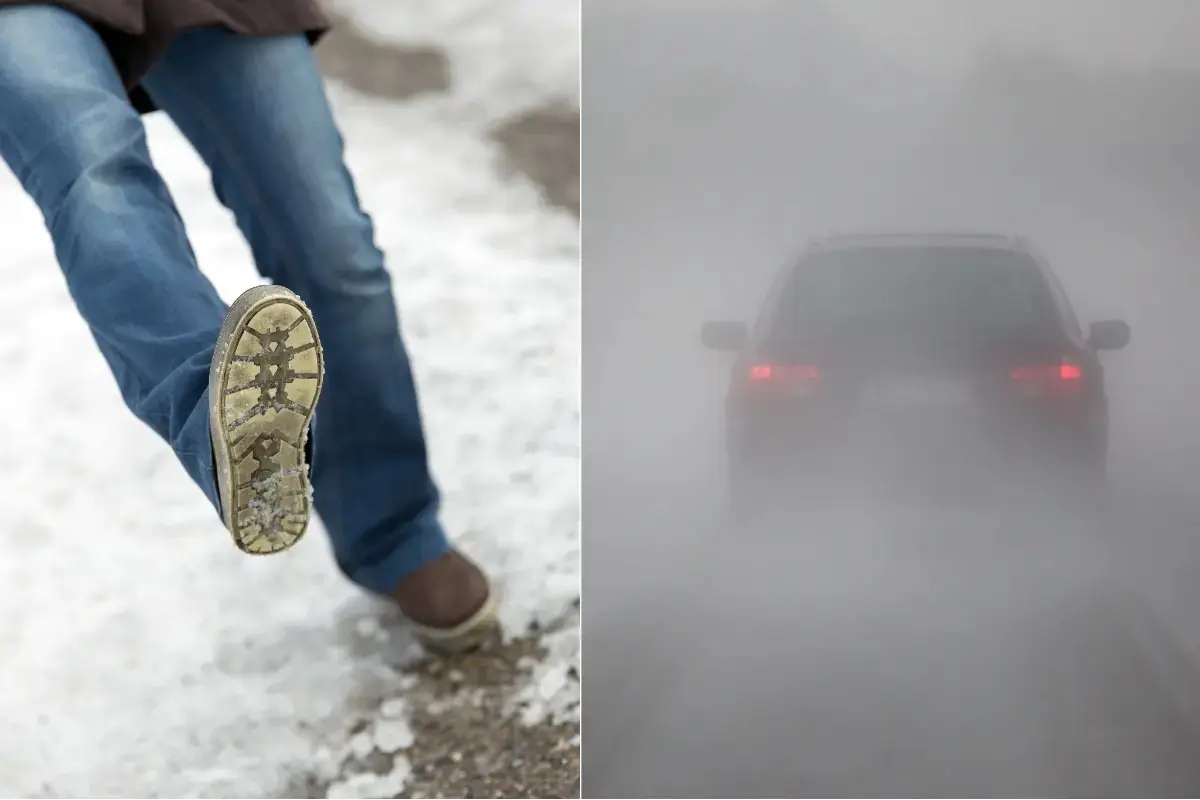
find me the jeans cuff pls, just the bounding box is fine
[348,508,452,595]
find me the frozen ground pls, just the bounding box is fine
[0,1,578,797]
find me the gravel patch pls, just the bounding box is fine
[492,104,581,218]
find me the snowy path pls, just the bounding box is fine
[0,2,578,797]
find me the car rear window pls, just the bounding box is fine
[770,245,1060,340]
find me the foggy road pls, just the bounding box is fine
[584,480,1200,797]
[582,1,1200,796]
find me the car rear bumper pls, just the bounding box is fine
[728,409,1104,502]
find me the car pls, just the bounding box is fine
[700,232,1131,512]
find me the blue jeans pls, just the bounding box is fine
[0,5,450,594]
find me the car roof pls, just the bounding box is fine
[808,232,1034,254]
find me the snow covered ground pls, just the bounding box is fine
[0,1,578,797]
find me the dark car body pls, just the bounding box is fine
[701,233,1131,508]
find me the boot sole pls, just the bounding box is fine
[209,285,324,555]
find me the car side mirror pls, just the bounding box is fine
[1088,319,1131,351]
[700,321,748,351]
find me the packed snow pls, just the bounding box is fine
[0,0,579,796]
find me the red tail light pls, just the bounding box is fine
[748,363,821,382]
[1010,361,1082,396]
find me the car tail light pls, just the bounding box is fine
[747,364,821,400]
[1010,361,1082,397]
[748,363,821,382]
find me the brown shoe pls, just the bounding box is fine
[391,549,498,655]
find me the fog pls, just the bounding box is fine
[836,0,1200,72]
[582,1,1200,796]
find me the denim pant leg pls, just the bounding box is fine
[0,5,225,508]
[141,29,451,595]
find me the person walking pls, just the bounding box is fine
[0,1,495,653]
